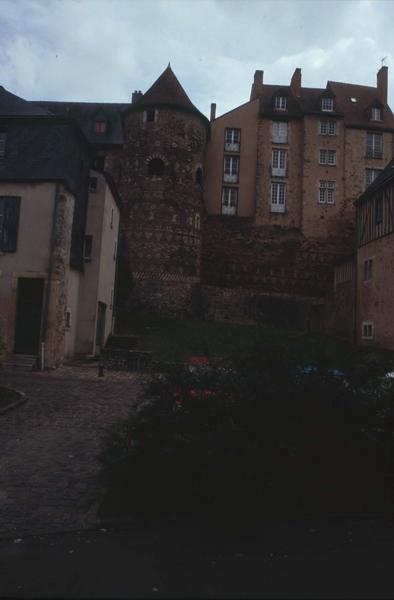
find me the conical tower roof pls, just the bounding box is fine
[129,65,209,127]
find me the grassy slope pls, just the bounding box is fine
[114,311,392,367]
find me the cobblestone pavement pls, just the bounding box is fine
[0,364,146,538]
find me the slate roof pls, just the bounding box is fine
[257,78,394,130]
[31,100,129,146]
[128,65,210,127]
[356,158,394,204]
[0,85,52,117]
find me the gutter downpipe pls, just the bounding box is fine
[40,182,60,370]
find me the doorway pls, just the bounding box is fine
[14,278,44,355]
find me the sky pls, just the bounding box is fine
[1,0,394,118]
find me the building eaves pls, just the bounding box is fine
[356,159,394,205]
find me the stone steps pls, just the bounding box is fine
[2,354,38,370]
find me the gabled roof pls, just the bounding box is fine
[356,159,394,204]
[0,85,52,117]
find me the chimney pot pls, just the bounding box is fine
[290,67,302,97]
[131,90,143,104]
[250,70,264,101]
[210,102,216,121]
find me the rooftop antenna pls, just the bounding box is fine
[381,56,388,67]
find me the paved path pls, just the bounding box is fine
[0,364,145,537]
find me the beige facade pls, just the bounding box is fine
[0,172,120,367]
[75,171,120,355]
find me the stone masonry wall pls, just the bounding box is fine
[106,107,206,314]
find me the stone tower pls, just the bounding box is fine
[108,66,209,315]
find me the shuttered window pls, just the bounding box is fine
[0,196,21,252]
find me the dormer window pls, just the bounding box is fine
[371,107,382,121]
[94,120,106,134]
[274,96,287,111]
[321,97,334,112]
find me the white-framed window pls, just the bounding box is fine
[224,128,240,152]
[363,258,373,281]
[361,321,374,340]
[272,121,288,143]
[143,108,158,123]
[274,96,287,111]
[365,168,382,189]
[271,182,286,213]
[0,132,6,164]
[321,97,334,111]
[366,132,383,158]
[371,107,382,121]
[320,120,336,136]
[319,180,335,204]
[319,149,336,165]
[272,149,287,176]
[223,155,239,183]
[221,187,238,215]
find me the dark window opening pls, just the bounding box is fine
[375,197,383,224]
[95,155,105,171]
[94,120,106,134]
[83,235,93,261]
[195,167,203,186]
[89,177,97,193]
[146,109,156,122]
[0,196,21,252]
[148,158,165,177]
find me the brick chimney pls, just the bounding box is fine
[290,67,302,97]
[377,66,388,104]
[250,70,264,101]
[131,90,143,104]
[210,102,216,121]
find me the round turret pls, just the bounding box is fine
[110,66,209,315]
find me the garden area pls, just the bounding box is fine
[100,313,394,527]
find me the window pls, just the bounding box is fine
[321,97,334,111]
[0,196,21,252]
[365,168,382,189]
[195,167,203,186]
[83,235,93,261]
[366,132,383,158]
[320,120,336,136]
[65,310,72,329]
[223,156,239,183]
[271,182,286,213]
[363,258,373,281]
[371,107,382,121]
[144,108,157,123]
[148,157,165,177]
[274,96,287,111]
[272,149,287,176]
[89,177,97,193]
[195,213,201,230]
[224,128,240,152]
[361,322,373,340]
[94,120,106,134]
[0,131,6,165]
[319,180,335,204]
[272,121,288,143]
[319,149,336,165]
[221,187,238,215]
[375,197,383,225]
